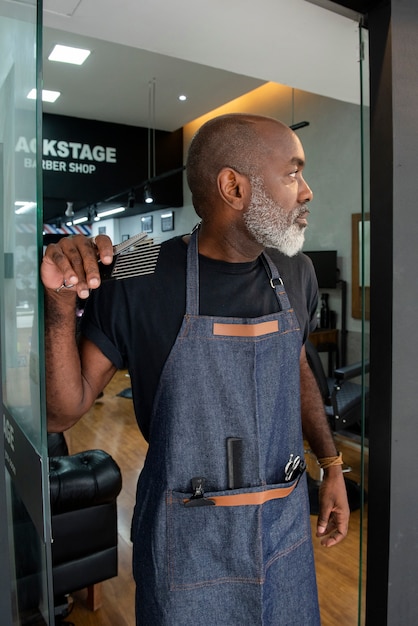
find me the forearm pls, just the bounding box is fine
[299,346,349,545]
[300,348,339,460]
[41,234,117,431]
[44,289,91,430]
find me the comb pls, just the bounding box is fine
[99,232,161,281]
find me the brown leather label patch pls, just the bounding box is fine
[213,320,279,337]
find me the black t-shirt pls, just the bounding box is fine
[81,236,319,441]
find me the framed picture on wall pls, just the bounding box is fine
[122,234,130,241]
[161,211,174,232]
[98,226,106,235]
[141,215,153,233]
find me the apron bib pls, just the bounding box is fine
[132,230,320,625]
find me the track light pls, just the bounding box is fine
[65,202,74,217]
[289,121,310,131]
[144,184,154,204]
[73,216,88,225]
[127,189,136,209]
[290,88,310,132]
[97,206,126,218]
[88,205,100,222]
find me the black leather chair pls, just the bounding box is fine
[48,433,122,615]
[305,340,369,435]
[12,434,122,622]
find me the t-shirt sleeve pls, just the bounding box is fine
[80,282,127,370]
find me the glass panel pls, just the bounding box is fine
[0,0,43,445]
[358,22,370,626]
[0,0,53,623]
[39,7,371,626]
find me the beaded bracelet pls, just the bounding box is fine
[317,452,343,470]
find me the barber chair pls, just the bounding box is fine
[48,433,122,617]
[11,434,122,623]
[305,340,369,435]
[304,340,369,513]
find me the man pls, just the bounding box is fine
[41,113,349,625]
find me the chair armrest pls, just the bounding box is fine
[49,449,122,514]
[334,360,370,383]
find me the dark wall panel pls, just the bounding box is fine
[15,113,183,222]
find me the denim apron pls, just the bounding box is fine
[132,230,320,625]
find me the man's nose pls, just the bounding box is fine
[298,177,313,203]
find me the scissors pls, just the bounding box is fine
[284,454,305,482]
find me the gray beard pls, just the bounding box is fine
[243,175,307,257]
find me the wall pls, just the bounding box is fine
[366,1,418,623]
[39,114,183,223]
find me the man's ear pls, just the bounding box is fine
[217,167,250,211]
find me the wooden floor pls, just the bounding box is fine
[63,369,368,626]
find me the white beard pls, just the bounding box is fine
[243,175,307,257]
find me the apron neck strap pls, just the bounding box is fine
[186,227,200,315]
[260,252,292,311]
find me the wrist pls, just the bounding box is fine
[46,287,78,307]
[317,451,343,470]
[45,287,78,328]
[322,464,345,480]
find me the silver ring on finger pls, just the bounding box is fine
[91,235,97,247]
[55,279,75,293]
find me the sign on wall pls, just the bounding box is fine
[15,113,183,223]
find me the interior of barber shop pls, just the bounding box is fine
[1,0,418,625]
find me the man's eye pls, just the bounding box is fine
[289,170,298,178]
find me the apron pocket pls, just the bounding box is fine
[166,480,308,591]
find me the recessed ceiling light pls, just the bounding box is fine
[27,89,61,103]
[178,94,187,101]
[48,44,91,66]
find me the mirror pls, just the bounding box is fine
[352,213,370,320]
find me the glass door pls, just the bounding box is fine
[0,0,53,623]
[357,21,370,626]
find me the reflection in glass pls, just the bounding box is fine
[1,1,52,623]
[352,213,370,320]
[1,23,42,451]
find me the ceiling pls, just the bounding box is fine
[41,0,361,223]
[42,27,266,133]
[43,0,361,130]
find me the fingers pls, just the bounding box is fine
[316,475,350,548]
[41,234,113,298]
[316,511,348,547]
[90,234,114,264]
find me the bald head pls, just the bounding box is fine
[186,114,294,218]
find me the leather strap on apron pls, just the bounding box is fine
[183,478,301,507]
